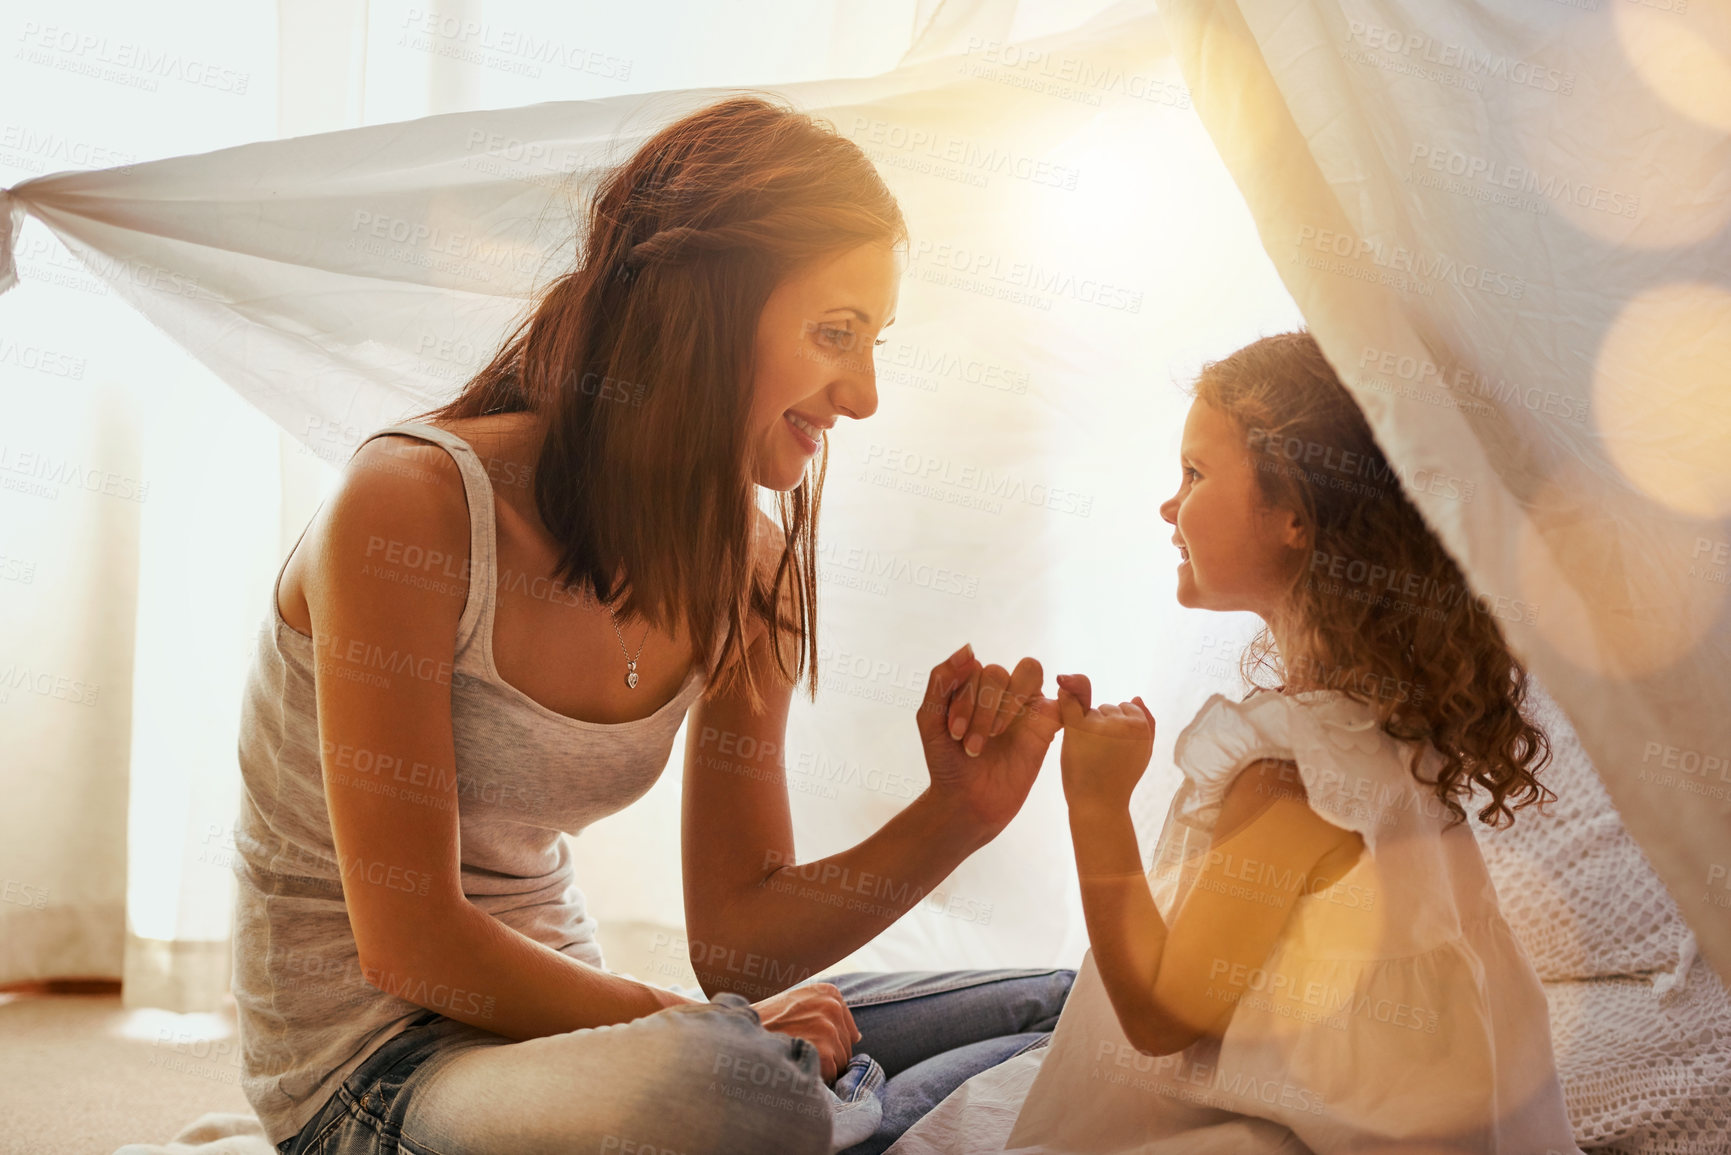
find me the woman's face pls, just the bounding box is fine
[748,241,902,491]
[1158,399,1308,617]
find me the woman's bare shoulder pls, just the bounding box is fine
[300,433,472,598]
[339,432,469,515]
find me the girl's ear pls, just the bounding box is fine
[1279,508,1309,552]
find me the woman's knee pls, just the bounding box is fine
[614,994,834,1155]
[1026,968,1076,1032]
[399,996,833,1155]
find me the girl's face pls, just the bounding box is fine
[748,241,902,492]
[1159,398,1309,618]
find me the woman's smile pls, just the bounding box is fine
[785,409,828,454]
[748,241,897,490]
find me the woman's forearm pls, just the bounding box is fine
[1067,801,1181,1054]
[364,895,697,1041]
[689,788,996,999]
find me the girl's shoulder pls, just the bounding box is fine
[1171,688,1431,848]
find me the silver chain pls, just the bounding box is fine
[603,599,652,689]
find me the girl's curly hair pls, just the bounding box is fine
[1193,331,1554,829]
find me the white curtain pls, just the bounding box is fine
[1163,0,1731,983]
[0,0,1304,1009]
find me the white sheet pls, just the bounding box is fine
[1161,0,1731,981]
[5,0,1724,1053]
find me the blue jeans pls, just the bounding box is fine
[275,967,1075,1155]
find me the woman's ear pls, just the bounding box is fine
[1279,508,1310,553]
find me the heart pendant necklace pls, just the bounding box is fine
[605,601,652,689]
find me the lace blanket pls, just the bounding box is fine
[1473,683,1731,1152]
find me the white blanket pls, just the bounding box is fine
[112,1114,275,1155]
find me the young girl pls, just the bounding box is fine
[888,331,1586,1153]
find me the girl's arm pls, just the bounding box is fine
[1146,759,1364,1048]
[682,631,1060,1001]
[1065,794,1177,1054]
[1057,678,1363,1056]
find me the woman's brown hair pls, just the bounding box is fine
[1194,331,1554,829]
[413,94,907,712]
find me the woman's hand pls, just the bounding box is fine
[916,643,1061,835]
[1056,673,1155,815]
[750,982,861,1083]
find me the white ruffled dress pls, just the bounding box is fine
[887,689,1585,1154]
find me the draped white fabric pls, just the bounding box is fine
[10,0,1721,1021]
[1163,0,1731,984]
[0,0,1304,1008]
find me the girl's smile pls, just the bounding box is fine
[1159,399,1307,618]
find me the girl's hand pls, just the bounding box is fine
[1056,673,1155,814]
[917,644,1061,835]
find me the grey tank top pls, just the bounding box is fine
[231,421,713,1147]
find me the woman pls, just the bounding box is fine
[234,94,1074,1155]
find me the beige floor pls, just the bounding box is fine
[0,920,712,1155]
[0,984,253,1155]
